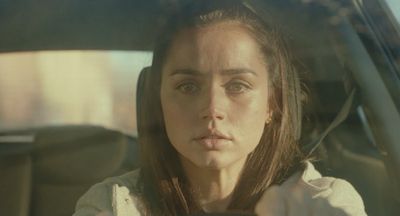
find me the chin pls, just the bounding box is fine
[192,155,232,170]
[200,161,225,170]
[181,151,246,171]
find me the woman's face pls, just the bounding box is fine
[160,22,271,170]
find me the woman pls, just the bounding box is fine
[73,0,366,215]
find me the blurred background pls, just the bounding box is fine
[0,51,152,135]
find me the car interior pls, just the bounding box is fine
[0,0,399,216]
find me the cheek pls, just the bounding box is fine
[160,89,195,143]
[230,93,269,145]
[231,90,269,122]
[162,101,189,129]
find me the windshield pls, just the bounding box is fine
[1,1,400,216]
[0,51,152,135]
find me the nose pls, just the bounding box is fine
[198,85,226,121]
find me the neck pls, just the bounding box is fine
[180,157,247,212]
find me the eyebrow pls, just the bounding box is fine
[221,68,258,77]
[169,68,258,77]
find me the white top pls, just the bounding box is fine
[73,162,367,216]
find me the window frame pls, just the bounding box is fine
[349,0,400,112]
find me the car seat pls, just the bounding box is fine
[0,125,139,216]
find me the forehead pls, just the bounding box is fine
[162,22,266,74]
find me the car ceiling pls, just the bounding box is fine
[0,0,182,52]
[0,0,333,53]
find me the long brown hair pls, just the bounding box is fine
[136,0,306,215]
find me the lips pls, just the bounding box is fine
[195,130,231,140]
[194,130,232,150]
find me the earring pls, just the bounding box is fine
[266,115,272,124]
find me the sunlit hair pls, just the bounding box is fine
[136,0,306,215]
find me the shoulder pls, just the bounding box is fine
[256,162,367,216]
[299,162,366,214]
[73,169,141,216]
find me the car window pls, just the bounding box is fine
[0,51,152,135]
[348,0,400,109]
[382,0,400,77]
[384,0,400,25]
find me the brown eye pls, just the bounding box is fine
[225,81,250,94]
[177,82,200,94]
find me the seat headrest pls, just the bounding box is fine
[136,66,152,134]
